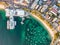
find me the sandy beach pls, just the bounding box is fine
[23,8,57,45]
[23,8,56,38]
[30,10,57,38]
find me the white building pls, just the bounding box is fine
[30,0,39,9]
[16,9,25,17]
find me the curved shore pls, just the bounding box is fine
[30,10,58,45]
[31,14,54,38]
[22,8,57,45]
[23,8,56,38]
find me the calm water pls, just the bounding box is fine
[0,9,51,45]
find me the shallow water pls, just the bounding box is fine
[0,9,51,45]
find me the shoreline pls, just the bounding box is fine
[23,8,56,38]
[30,10,57,39]
[31,14,54,38]
[22,8,57,45]
[30,15,52,38]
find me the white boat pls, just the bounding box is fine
[9,16,16,29]
[7,20,10,29]
[7,14,16,30]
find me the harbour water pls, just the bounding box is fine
[0,9,51,45]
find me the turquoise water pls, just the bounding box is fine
[0,9,51,45]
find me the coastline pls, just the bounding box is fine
[31,14,54,38]
[22,8,58,45]
[30,10,56,38]
[30,10,57,45]
[23,8,57,38]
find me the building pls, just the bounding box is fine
[30,0,39,9]
[41,5,48,12]
[14,0,30,7]
[48,5,58,16]
[52,17,57,22]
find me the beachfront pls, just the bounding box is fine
[22,8,57,45]
[0,0,60,45]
